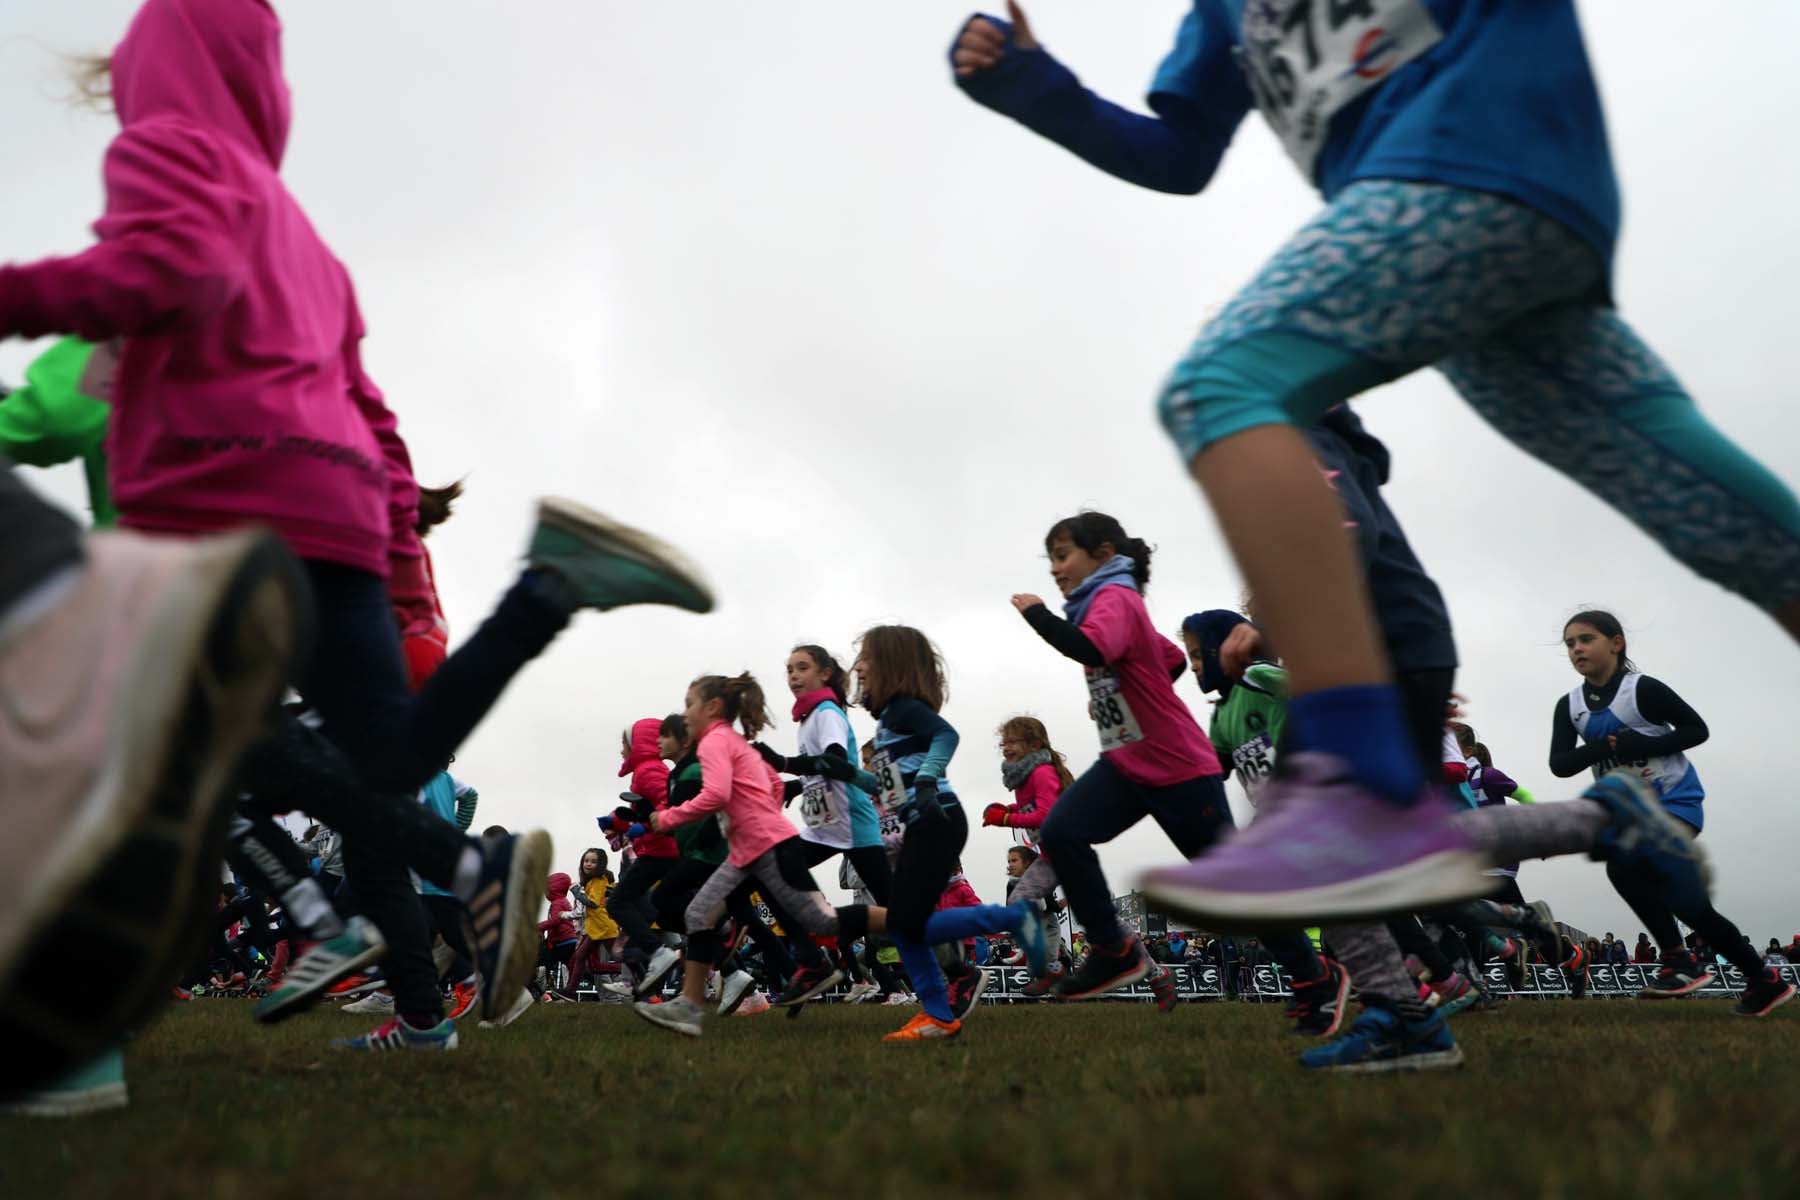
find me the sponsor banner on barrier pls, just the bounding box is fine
[981,961,1226,1001]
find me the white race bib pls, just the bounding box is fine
[798,780,834,829]
[1231,736,1276,806]
[1086,666,1144,752]
[868,750,909,814]
[1236,0,1443,179]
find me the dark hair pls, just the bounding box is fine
[854,625,947,713]
[996,715,1076,790]
[1008,844,1040,866]
[578,846,608,885]
[415,479,466,537]
[659,712,689,741]
[791,644,850,705]
[1563,609,1636,673]
[481,825,509,839]
[1044,511,1153,590]
[1472,742,1492,770]
[691,672,773,740]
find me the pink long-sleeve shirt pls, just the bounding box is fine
[0,0,425,589]
[655,721,798,868]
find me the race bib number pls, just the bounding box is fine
[868,749,909,814]
[1231,736,1276,805]
[798,780,834,829]
[1086,666,1144,752]
[1236,0,1443,179]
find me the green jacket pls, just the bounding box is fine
[0,338,115,525]
[668,758,727,866]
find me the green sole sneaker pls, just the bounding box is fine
[528,498,714,614]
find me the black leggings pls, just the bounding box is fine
[797,839,894,973]
[607,853,678,960]
[888,805,968,945]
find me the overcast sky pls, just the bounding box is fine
[4,2,1798,947]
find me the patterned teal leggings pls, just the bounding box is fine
[1157,180,1800,613]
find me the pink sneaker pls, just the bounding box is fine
[0,529,306,1091]
[1139,754,1491,928]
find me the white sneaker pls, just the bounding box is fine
[883,991,915,1006]
[343,990,395,1015]
[632,995,704,1037]
[636,944,682,997]
[602,979,635,999]
[844,980,880,1005]
[719,970,756,1016]
[477,987,535,1029]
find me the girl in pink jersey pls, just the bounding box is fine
[983,716,1073,993]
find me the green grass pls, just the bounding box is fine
[3,999,1795,1199]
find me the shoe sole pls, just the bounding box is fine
[0,1080,129,1118]
[484,991,538,1029]
[718,979,756,1018]
[631,1004,701,1037]
[253,938,389,1024]
[1437,989,1480,1019]
[1638,972,1715,999]
[1588,772,1714,897]
[1735,984,1797,1018]
[1142,849,1492,931]
[1315,1044,1466,1074]
[328,976,390,1001]
[951,969,990,1021]
[0,532,306,1093]
[535,498,715,614]
[478,830,554,1021]
[1056,956,1151,1002]
[771,968,844,1008]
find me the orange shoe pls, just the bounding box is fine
[882,1012,961,1042]
[447,977,480,1021]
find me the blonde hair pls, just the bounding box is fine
[67,54,114,111]
[996,715,1075,790]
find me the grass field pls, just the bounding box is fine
[3,998,1795,1199]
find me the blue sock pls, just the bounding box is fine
[1286,683,1423,807]
[922,904,1019,947]
[894,935,953,1022]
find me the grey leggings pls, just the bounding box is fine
[1009,857,1064,962]
[684,838,854,966]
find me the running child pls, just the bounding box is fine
[983,717,1072,995]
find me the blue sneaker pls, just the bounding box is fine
[0,1046,128,1116]
[1300,1008,1465,1074]
[330,1016,458,1052]
[1010,900,1049,977]
[460,829,553,1021]
[1585,770,1711,916]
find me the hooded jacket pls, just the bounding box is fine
[538,872,577,944]
[0,0,430,598]
[619,718,677,859]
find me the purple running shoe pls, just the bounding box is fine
[1138,754,1490,928]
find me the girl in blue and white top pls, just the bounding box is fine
[1549,610,1788,1010]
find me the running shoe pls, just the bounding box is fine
[170,986,192,1003]
[327,971,386,1000]
[1020,961,1066,999]
[733,989,771,1016]
[1147,963,1178,1014]
[882,991,915,1006]
[1501,937,1527,992]
[632,995,705,1037]
[1525,900,1564,967]
[601,979,635,999]
[1300,1007,1464,1073]
[718,969,757,1017]
[460,828,554,1021]
[0,530,307,1093]
[1011,900,1050,977]
[1563,943,1589,999]
[342,990,395,1016]
[1054,936,1149,1000]
[1431,972,1479,1018]
[0,1046,128,1117]
[843,980,880,1005]
[331,1016,458,1052]
[1733,969,1796,1018]
[1138,754,1489,929]
[634,944,682,998]
[771,961,843,1007]
[1289,959,1351,1038]
[527,498,714,613]
[446,977,481,1022]
[477,987,536,1030]
[882,1012,961,1042]
[947,966,989,1021]
[1585,770,1711,916]
[1639,951,1715,999]
[253,916,388,1024]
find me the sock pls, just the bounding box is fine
[280,877,345,940]
[1287,684,1423,806]
[450,844,484,902]
[401,1011,443,1031]
[921,904,1017,947]
[0,564,80,645]
[894,936,953,1022]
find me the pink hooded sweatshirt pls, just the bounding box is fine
[656,720,797,869]
[0,0,431,611]
[619,717,677,860]
[538,872,577,944]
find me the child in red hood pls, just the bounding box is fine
[0,0,716,1045]
[599,718,682,985]
[537,873,579,988]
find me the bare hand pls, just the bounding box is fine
[951,2,1038,77]
[1011,592,1045,613]
[1218,623,1263,678]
